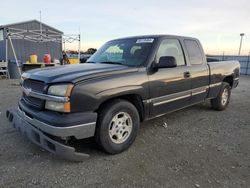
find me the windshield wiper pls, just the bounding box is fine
[99,61,124,65]
[86,61,96,63]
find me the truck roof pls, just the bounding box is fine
[110,34,198,41]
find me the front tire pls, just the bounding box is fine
[211,82,231,111]
[95,99,140,154]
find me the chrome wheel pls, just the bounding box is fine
[221,88,229,106]
[109,112,133,144]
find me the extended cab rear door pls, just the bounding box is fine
[183,39,210,103]
[148,38,192,116]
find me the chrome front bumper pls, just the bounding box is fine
[6,108,96,161]
[16,106,96,139]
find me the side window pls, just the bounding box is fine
[184,40,203,65]
[156,39,185,66]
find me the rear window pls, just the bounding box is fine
[184,40,203,65]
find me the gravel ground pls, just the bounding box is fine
[0,76,250,188]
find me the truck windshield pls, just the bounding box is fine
[87,38,154,67]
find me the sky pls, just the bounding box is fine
[1,0,250,55]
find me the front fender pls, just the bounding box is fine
[71,85,147,113]
[96,85,143,98]
[70,69,148,113]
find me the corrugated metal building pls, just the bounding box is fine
[0,20,63,62]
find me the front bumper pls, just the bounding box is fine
[6,107,97,161]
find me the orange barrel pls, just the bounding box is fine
[30,54,38,64]
[43,54,51,64]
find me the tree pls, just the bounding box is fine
[87,48,97,54]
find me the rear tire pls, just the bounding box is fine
[95,99,140,154]
[211,82,231,111]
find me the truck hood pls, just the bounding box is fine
[22,63,139,83]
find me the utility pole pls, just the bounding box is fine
[39,10,43,41]
[78,27,81,62]
[238,33,245,56]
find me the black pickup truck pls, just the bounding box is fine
[6,35,240,161]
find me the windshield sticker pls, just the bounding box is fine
[136,38,154,43]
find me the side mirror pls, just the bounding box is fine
[156,56,177,68]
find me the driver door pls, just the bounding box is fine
[148,38,192,116]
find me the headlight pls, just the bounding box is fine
[45,84,73,112]
[48,85,71,96]
[45,101,66,112]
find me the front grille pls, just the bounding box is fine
[22,79,46,109]
[23,79,45,93]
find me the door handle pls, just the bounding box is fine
[184,71,191,78]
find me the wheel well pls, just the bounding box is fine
[223,76,233,87]
[96,94,145,121]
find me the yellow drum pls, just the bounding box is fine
[68,58,79,64]
[30,54,38,64]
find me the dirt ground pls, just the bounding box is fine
[0,76,249,188]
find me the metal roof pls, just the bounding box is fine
[0,19,63,34]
